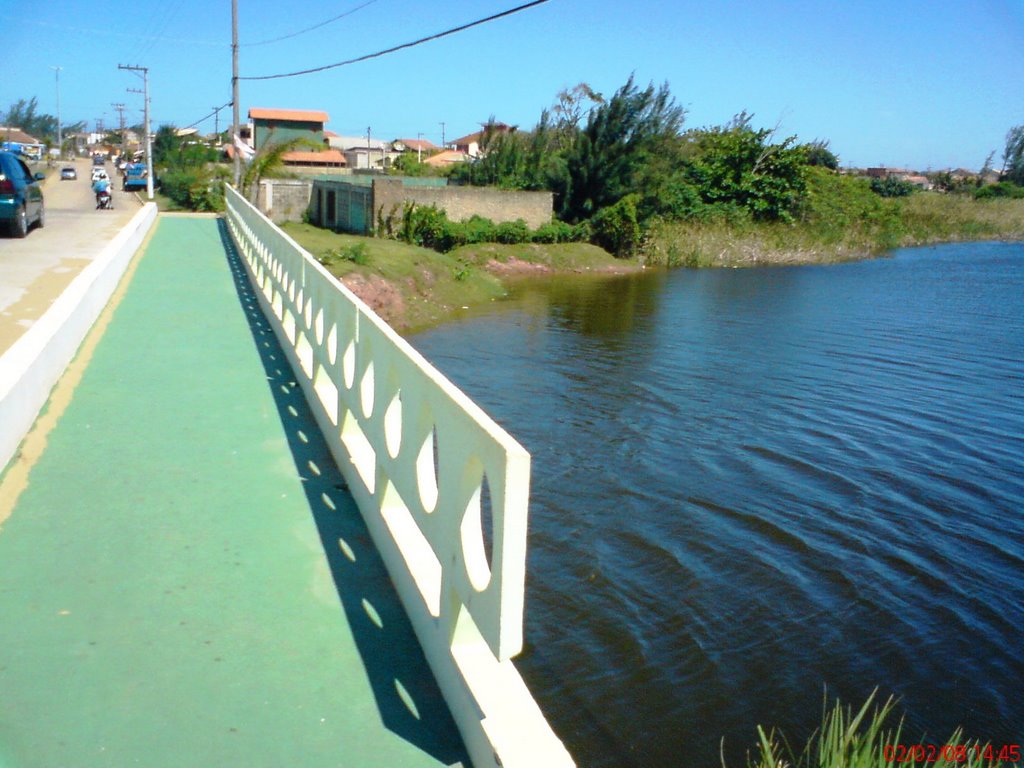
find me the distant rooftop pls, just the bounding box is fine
[248,108,329,123]
[0,126,41,145]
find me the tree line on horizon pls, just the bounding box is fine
[430,77,1024,254]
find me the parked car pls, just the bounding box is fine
[0,151,45,238]
[60,166,77,180]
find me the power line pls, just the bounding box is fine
[0,15,220,46]
[243,0,378,46]
[130,0,189,62]
[183,101,233,131]
[241,0,551,81]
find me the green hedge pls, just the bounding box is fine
[395,204,589,253]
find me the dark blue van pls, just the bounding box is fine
[0,151,45,238]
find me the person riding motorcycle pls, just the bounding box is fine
[92,174,111,208]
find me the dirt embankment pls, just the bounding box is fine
[483,255,638,276]
[338,254,641,332]
[338,272,407,327]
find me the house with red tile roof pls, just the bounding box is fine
[1,126,41,145]
[394,138,439,154]
[449,121,517,158]
[423,149,469,167]
[246,107,345,170]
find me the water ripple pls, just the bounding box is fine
[412,242,1024,768]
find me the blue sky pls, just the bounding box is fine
[4,0,1023,170]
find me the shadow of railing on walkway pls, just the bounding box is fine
[217,220,469,766]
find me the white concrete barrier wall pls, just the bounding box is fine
[0,203,158,476]
[224,186,574,768]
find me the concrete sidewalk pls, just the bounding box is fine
[0,216,467,768]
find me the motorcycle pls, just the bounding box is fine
[96,189,113,210]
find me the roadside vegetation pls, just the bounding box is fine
[152,125,228,212]
[730,692,1019,768]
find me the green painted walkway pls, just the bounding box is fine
[0,217,467,768]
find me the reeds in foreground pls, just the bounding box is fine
[730,691,1019,768]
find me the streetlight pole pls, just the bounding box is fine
[120,64,153,200]
[50,66,62,158]
[232,0,240,187]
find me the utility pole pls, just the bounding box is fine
[212,105,222,138]
[50,66,62,158]
[439,121,446,148]
[120,64,153,200]
[232,0,240,187]
[111,102,126,159]
[416,131,423,163]
[367,126,371,171]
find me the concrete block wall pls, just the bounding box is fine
[256,179,313,224]
[372,178,553,229]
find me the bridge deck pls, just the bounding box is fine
[0,216,467,767]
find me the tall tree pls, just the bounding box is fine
[557,75,686,222]
[1002,124,1024,185]
[454,113,561,190]
[551,83,604,150]
[153,124,182,166]
[4,97,56,140]
[3,97,83,142]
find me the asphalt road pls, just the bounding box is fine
[0,157,145,353]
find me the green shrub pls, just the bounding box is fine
[590,194,641,257]
[317,241,371,266]
[455,215,498,245]
[158,169,225,212]
[495,219,530,244]
[801,167,905,248]
[870,176,916,198]
[532,219,577,243]
[974,181,1024,200]
[572,219,592,243]
[398,203,454,251]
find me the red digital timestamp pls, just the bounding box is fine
[884,743,1021,763]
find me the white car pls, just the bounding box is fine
[91,168,109,183]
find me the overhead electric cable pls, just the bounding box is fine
[243,0,378,46]
[130,0,188,61]
[241,0,550,81]
[184,101,233,130]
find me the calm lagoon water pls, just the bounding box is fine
[411,242,1024,768]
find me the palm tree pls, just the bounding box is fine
[241,131,322,202]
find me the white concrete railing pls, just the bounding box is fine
[0,203,158,476]
[224,186,573,768]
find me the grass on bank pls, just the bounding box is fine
[644,170,1024,267]
[734,692,1019,768]
[280,222,632,333]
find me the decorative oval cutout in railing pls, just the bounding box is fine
[416,424,439,514]
[461,465,493,592]
[384,387,402,460]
